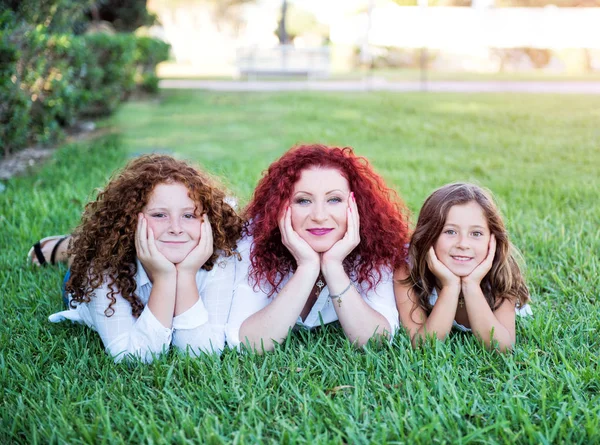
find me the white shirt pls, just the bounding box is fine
[428,288,533,332]
[225,236,399,348]
[49,255,237,362]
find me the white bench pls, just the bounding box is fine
[236,45,330,79]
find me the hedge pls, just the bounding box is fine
[0,9,170,158]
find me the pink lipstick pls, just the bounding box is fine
[307,228,334,236]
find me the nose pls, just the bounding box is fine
[168,218,183,235]
[310,203,327,223]
[455,233,469,249]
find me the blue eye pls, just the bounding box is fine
[295,198,311,205]
[328,196,342,204]
[444,229,456,235]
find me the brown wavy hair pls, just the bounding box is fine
[243,144,411,296]
[66,154,243,318]
[403,183,529,319]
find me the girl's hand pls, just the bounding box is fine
[463,234,496,287]
[135,214,176,277]
[322,192,360,268]
[177,214,214,274]
[279,205,320,269]
[427,246,460,289]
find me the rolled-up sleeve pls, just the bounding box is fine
[224,237,272,349]
[88,283,172,363]
[171,255,236,356]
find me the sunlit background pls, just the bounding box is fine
[147,0,600,79]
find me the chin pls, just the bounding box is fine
[447,266,475,278]
[307,241,337,253]
[159,250,192,265]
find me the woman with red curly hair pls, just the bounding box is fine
[48,155,243,362]
[226,144,410,351]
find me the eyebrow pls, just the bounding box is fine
[146,206,197,212]
[293,189,347,196]
[444,223,487,230]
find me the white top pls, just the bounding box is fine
[225,236,400,348]
[428,288,533,332]
[49,256,237,362]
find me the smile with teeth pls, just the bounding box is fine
[451,255,473,262]
[307,228,334,236]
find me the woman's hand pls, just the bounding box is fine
[321,192,360,269]
[462,234,496,288]
[279,205,320,270]
[427,246,461,289]
[135,214,176,277]
[176,214,214,274]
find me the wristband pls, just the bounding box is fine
[329,282,353,308]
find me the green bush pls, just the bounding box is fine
[0,4,167,158]
[20,28,92,144]
[0,0,93,34]
[87,0,157,33]
[0,13,31,157]
[134,36,170,93]
[80,33,137,116]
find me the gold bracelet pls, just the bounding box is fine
[329,282,353,308]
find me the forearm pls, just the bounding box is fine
[239,265,319,352]
[146,271,177,328]
[413,286,460,346]
[324,263,390,346]
[174,271,200,316]
[89,288,173,363]
[462,283,514,351]
[334,290,391,347]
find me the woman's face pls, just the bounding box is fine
[289,167,350,253]
[433,201,491,277]
[142,182,202,264]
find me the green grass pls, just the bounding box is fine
[2,90,599,443]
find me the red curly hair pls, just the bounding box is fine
[243,144,410,296]
[66,155,243,318]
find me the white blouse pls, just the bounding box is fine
[49,255,237,362]
[225,236,400,348]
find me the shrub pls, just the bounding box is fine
[78,32,137,116]
[0,3,167,158]
[0,0,93,34]
[134,36,170,93]
[86,0,157,33]
[0,12,31,157]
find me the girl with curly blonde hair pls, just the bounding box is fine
[49,155,243,362]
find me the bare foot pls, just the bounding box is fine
[28,235,71,266]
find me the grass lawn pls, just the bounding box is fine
[1,90,599,443]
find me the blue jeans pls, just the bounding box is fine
[62,269,71,307]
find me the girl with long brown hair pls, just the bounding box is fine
[395,183,531,351]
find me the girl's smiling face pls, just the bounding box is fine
[143,182,202,264]
[433,200,491,277]
[290,167,350,253]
